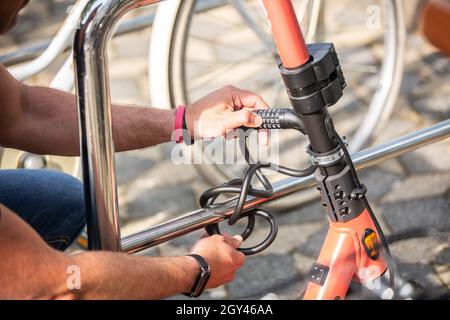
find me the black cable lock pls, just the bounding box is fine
[199,109,315,255]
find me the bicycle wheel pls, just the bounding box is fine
[150,0,405,209]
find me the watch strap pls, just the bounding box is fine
[183,254,211,298]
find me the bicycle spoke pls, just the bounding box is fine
[228,0,277,54]
[186,48,272,90]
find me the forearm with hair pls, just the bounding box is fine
[0,204,198,300]
[2,83,175,156]
[71,252,198,299]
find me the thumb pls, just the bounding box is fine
[233,235,243,244]
[223,109,262,129]
[223,234,243,249]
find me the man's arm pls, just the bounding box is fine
[0,64,267,156]
[0,204,244,299]
[0,64,175,156]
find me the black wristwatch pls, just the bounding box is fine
[183,254,211,298]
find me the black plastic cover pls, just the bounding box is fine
[280,43,346,114]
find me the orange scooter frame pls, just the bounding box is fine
[261,0,389,300]
[303,209,388,299]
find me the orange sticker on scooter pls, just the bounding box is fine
[362,229,380,260]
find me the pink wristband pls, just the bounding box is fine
[174,105,186,144]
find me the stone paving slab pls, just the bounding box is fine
[359,168,403,200]
[248,222,324,256]
[390,237,448,267]
[399,140,450,174]
[123,184,197,221]
[296,224,329,258]
[116,153,156,186]
[433,247,450,288]
[226,254,302,299]
[380,198,450,234]
[397,263,445,291]
[274,201,327,225]
[381,172,450,203]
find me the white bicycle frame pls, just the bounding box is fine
[9,0,90,83]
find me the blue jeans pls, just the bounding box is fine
[0,169,86,251]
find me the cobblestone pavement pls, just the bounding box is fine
[1,1,449,299]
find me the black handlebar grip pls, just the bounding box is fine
[253,108,305,133]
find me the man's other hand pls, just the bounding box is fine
[189,234,246,288]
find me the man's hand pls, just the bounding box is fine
[186,85,269,145]
[189,234,246,289]
[0,204,245,299]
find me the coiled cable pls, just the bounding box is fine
[199,127,315,255]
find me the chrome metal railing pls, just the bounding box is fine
[74,0,165,251]
[121,120,450,253]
